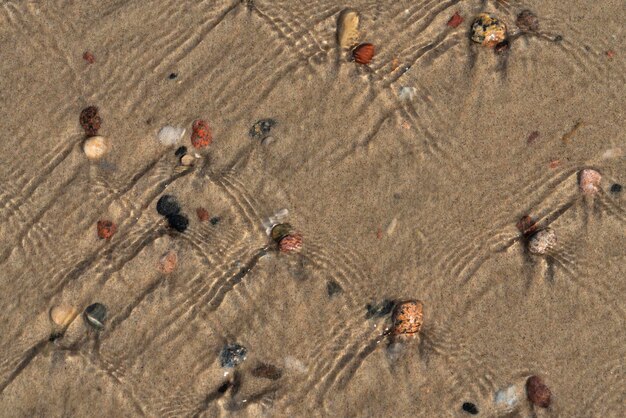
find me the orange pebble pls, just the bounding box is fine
[391,300,423,337]
[278,233,303,253]
[83,51,96,64]
[97,220,117,240]
[191,119,212,148]
[447,12,464,28]
[158,250,178,274]
[196,207,209,221]
[352,43,375,65]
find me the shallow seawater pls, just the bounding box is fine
[0,0,624,417]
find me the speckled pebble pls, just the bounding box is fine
[249,119,277,140]
[84,303,107,330]
[220,343,248,368]
[527,228,557,255]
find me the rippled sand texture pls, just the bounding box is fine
[0,0,624,416]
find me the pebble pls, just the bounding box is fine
[158,250,178,274]
[83,136,110,160]
[398,87,416,101]
[336,8,360,49]
[168,72,178,80]
[527,228,557,255]
[82,51,96,64]
[462,402,479,415]
[251,363,283,380]
[526,375,551,408]
[326,280,343,297]
[210,216,221,225]
[84,303,107,330]
[191,119,212,148]
[516,10,539,32]
[447,12,464,28]
[494,384,520,410]
[96,220,117,240]
[578,168,602,195]
[271,223,293,243]
[174,146,187,157]
[610,183,622,193]
[156,195,181,217]
[157,126,185,146]
[471,13,507,47]
[249,119,277,141]
[278,233,303,253]
[219,343,248,368]
[391,300,424,337]
[180,154,195,166]
[516,215,538,237]
[49,305,78,327]
[365,299,395,319]
[352,43,375,65]
[79,106,102,136]
[167,213,189,232]
[196,207,209,222]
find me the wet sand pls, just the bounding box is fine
[0,0,624,416]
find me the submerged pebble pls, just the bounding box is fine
[462,402,479,415]
[191,119,212,148]
[327,280,343,297]
[180,154,195,166]
[365,299,395,319]
[156,195,181,217]
[167,213,189,232]
[196,207,209,222]
[157,126,185,146]
[471,13,507,47]
[249,119,277,141]
[527,228,556,255]
[210,216,221,225]
[79,105,102,136]
[84,303,107,330]
[578,168,602,195]
[174,146,187,157]
[337,8,360,49]
[610,183,622,193]
[83,136,110,160]
[352,43,375,65]
[278,233,303,253]
[251,362,283,380]
[516,10,539,32]
[391,300,423,337]
[271,223,293,242]
[220,343,248,368]
[158,250,178,274]
[526,375,551,408]
[96,220,117,240]
[50,305,78,327]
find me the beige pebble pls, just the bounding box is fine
[49,305,78,327]
[180,154,195,166]
[528,228,557,255]
[337,9,360,49]
[83,136,110,160]
[158,250,178,274]
[578,168,601,195]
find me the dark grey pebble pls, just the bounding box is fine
[249,119,277,140]
[210,216,221,225]
[84,303,107,330]
[251,362,283,380]
[168,72,178,80]
[365,299,395,319]
[220,343,248,368]
[167,213,189,232]
[326,280,343,297]
[462,402,479,415]
[610,183,622,193]
[175,146,187,157]
[156,195,181,217]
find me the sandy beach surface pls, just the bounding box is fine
[0,0,624,416]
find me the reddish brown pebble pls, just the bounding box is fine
[606,50,615,59]
[578,168,602,195]
[191,119,212,148]
[447,12,464,28]
[526,375,551,408]
[158,250,178,274]
[97,220,117,240]
[278,233,303,253]
[352,43,375,65]
[391,300,423,337]
[527,131,540,144]
[83,51,96,64]
[549,159,560,169]
[516,10,539,32]
[80,106,102,136]
[516,215,538,237]
[196,207,209,222]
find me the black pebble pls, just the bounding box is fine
[462,402,479,415]
[167,213,189,232]
[219,343,247,368]
[84,303,107,330]
[554,35,563,42]
[365,299,395,319]
[156,195,181,217]
[168,72,178,79]
[610,183,622,193]
[326,280,343,297]
[210,216,221,225]
[174,146,187,157]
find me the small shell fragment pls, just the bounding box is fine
[84,303,107,330]
[527,228,557,255]
[50,305,79,327]
[352,43,375,65]
[471,13,507,47]
[337,9,360,49]
[83,136,110,160]
[578,168,602,195]
[391,300,423,337]
[157,126,185,146]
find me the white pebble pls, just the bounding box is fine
[398,86,416,101]
[157,126,185,146]
[83,136,110,160]
[528,228,557,255]
[494,384,520,410]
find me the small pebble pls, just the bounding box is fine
[175,146,187,157]
[219,343,248,368]
[327,280,343,297]
[97,220,117,240]
[554,35,563,42]
[84,303,107,330]
[526,375,551,408]
[180,154,195,166]
[271,223,293,242]
[278,233,303,253]
[249,119,277,140]
[365,299,395,319]
[391,300,424,337]
[527,228,557,256]
[156,195,181,217]
[610,183,622,193]
[157,126,185,146]
[79,106,102,136]
[527,131,540,144]
[82,51,96,64]
[336,8,360,49]
[191,119,212,148]
[49,305,78,327]
[516,215,538,237]
[494,39,510,54]
[158,250,178,274]
[83,136,110,160]
[462,402,479,415]
[352,43,375,65]
[196,207,209,222]
[168,72,178,80]
[167,213,189,232]
[251,363,283,380]
[447,12,464,28]
[516,10,539,32]
[210,216,221,225]
[471,13,507,47]
[578,168,602,195]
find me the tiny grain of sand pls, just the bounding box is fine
[0,0,624,417]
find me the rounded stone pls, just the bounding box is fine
[84,303,107,330]
[219,343,248,368]
[526,375,551,408]
[167,213,189,232]
[271,223,293,243]
[391,300,424,337]
[528,228,557,255]
[516,10,539,32]
[471,13,507,47]
[83,136,110,160]
[50,305,78,327]
[156,195,181,217]
[578,169,602,195]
